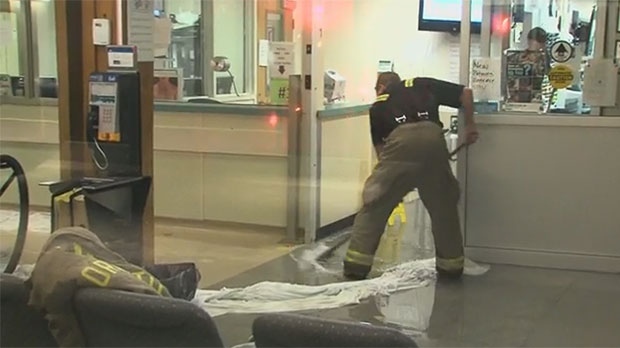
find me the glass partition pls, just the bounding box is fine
[32,0,57,99]
[154,0,255,103]
[473,0,601,115]
[0,0,25,97]
[2,0,259,105]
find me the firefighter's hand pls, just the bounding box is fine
[464,124,479,145]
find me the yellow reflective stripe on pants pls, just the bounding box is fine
[345,249,374,266]
[436,256,464,271]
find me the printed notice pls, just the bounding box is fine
[583,59,619,107]
[470,58,501,101]
[127,0,154,62]
[269,42,295,78]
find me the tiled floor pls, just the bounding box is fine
[3,209,620,347]
[209,243,620,347]
[0,210,295,288]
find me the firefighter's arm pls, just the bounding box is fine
[424,78,479,144]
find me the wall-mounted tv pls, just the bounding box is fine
[418,0,483,34]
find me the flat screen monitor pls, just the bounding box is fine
[419,0,483,34]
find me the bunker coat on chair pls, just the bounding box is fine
[27,227,171,347]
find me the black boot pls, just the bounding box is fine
[436,267,464,281]
[343,261,371,281]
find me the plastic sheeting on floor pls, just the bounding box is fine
[192,258,437,318]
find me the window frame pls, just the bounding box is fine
[2,0,258,104]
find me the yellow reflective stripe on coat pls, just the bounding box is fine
[404,78,415,88]
[436,256,465,271]
[375,94,390,102]
[345,249,374,266]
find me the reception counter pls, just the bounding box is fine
[0,102,288,228]
[462,114,620,273]
[317,105,373,232]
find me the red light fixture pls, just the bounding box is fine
[492,13,511,36]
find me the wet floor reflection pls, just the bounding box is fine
[210,199,457,345]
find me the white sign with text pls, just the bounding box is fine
[269,42,295,78]
[470,58,501,101]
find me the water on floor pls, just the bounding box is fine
[210,237,620,348]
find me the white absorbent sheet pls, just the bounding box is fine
[192,258,437,317]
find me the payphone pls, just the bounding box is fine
[87,72,142,177]
[44,59,151,265]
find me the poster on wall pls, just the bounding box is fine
[503,50,548,113]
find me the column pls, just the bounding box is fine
[299,0,324,244]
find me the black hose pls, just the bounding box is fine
[0,155,29,274]
[228,71,241,97]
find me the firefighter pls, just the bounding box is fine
[343,72,479,280]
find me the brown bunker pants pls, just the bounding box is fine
[344,121,464,278]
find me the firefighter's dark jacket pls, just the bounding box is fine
[26,227,171,347]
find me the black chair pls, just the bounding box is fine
[252,313,418,348]
[74,288,224,347]
[0,274,58,347]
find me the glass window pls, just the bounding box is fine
[158,0,203,99]
[475,0,599,115]
[0,0,25,97]
[212,0,250,96]
[155,0,254,102]
[31,0,57,98]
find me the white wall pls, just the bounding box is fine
[213,0,246,93]
[322,0,480,105]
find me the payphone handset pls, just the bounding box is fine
[88,74,121,170]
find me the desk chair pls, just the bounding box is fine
[252,313,418,348]
[74,288,224,347]
[0,274,57,347]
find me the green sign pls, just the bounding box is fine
[270,78,289,105]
